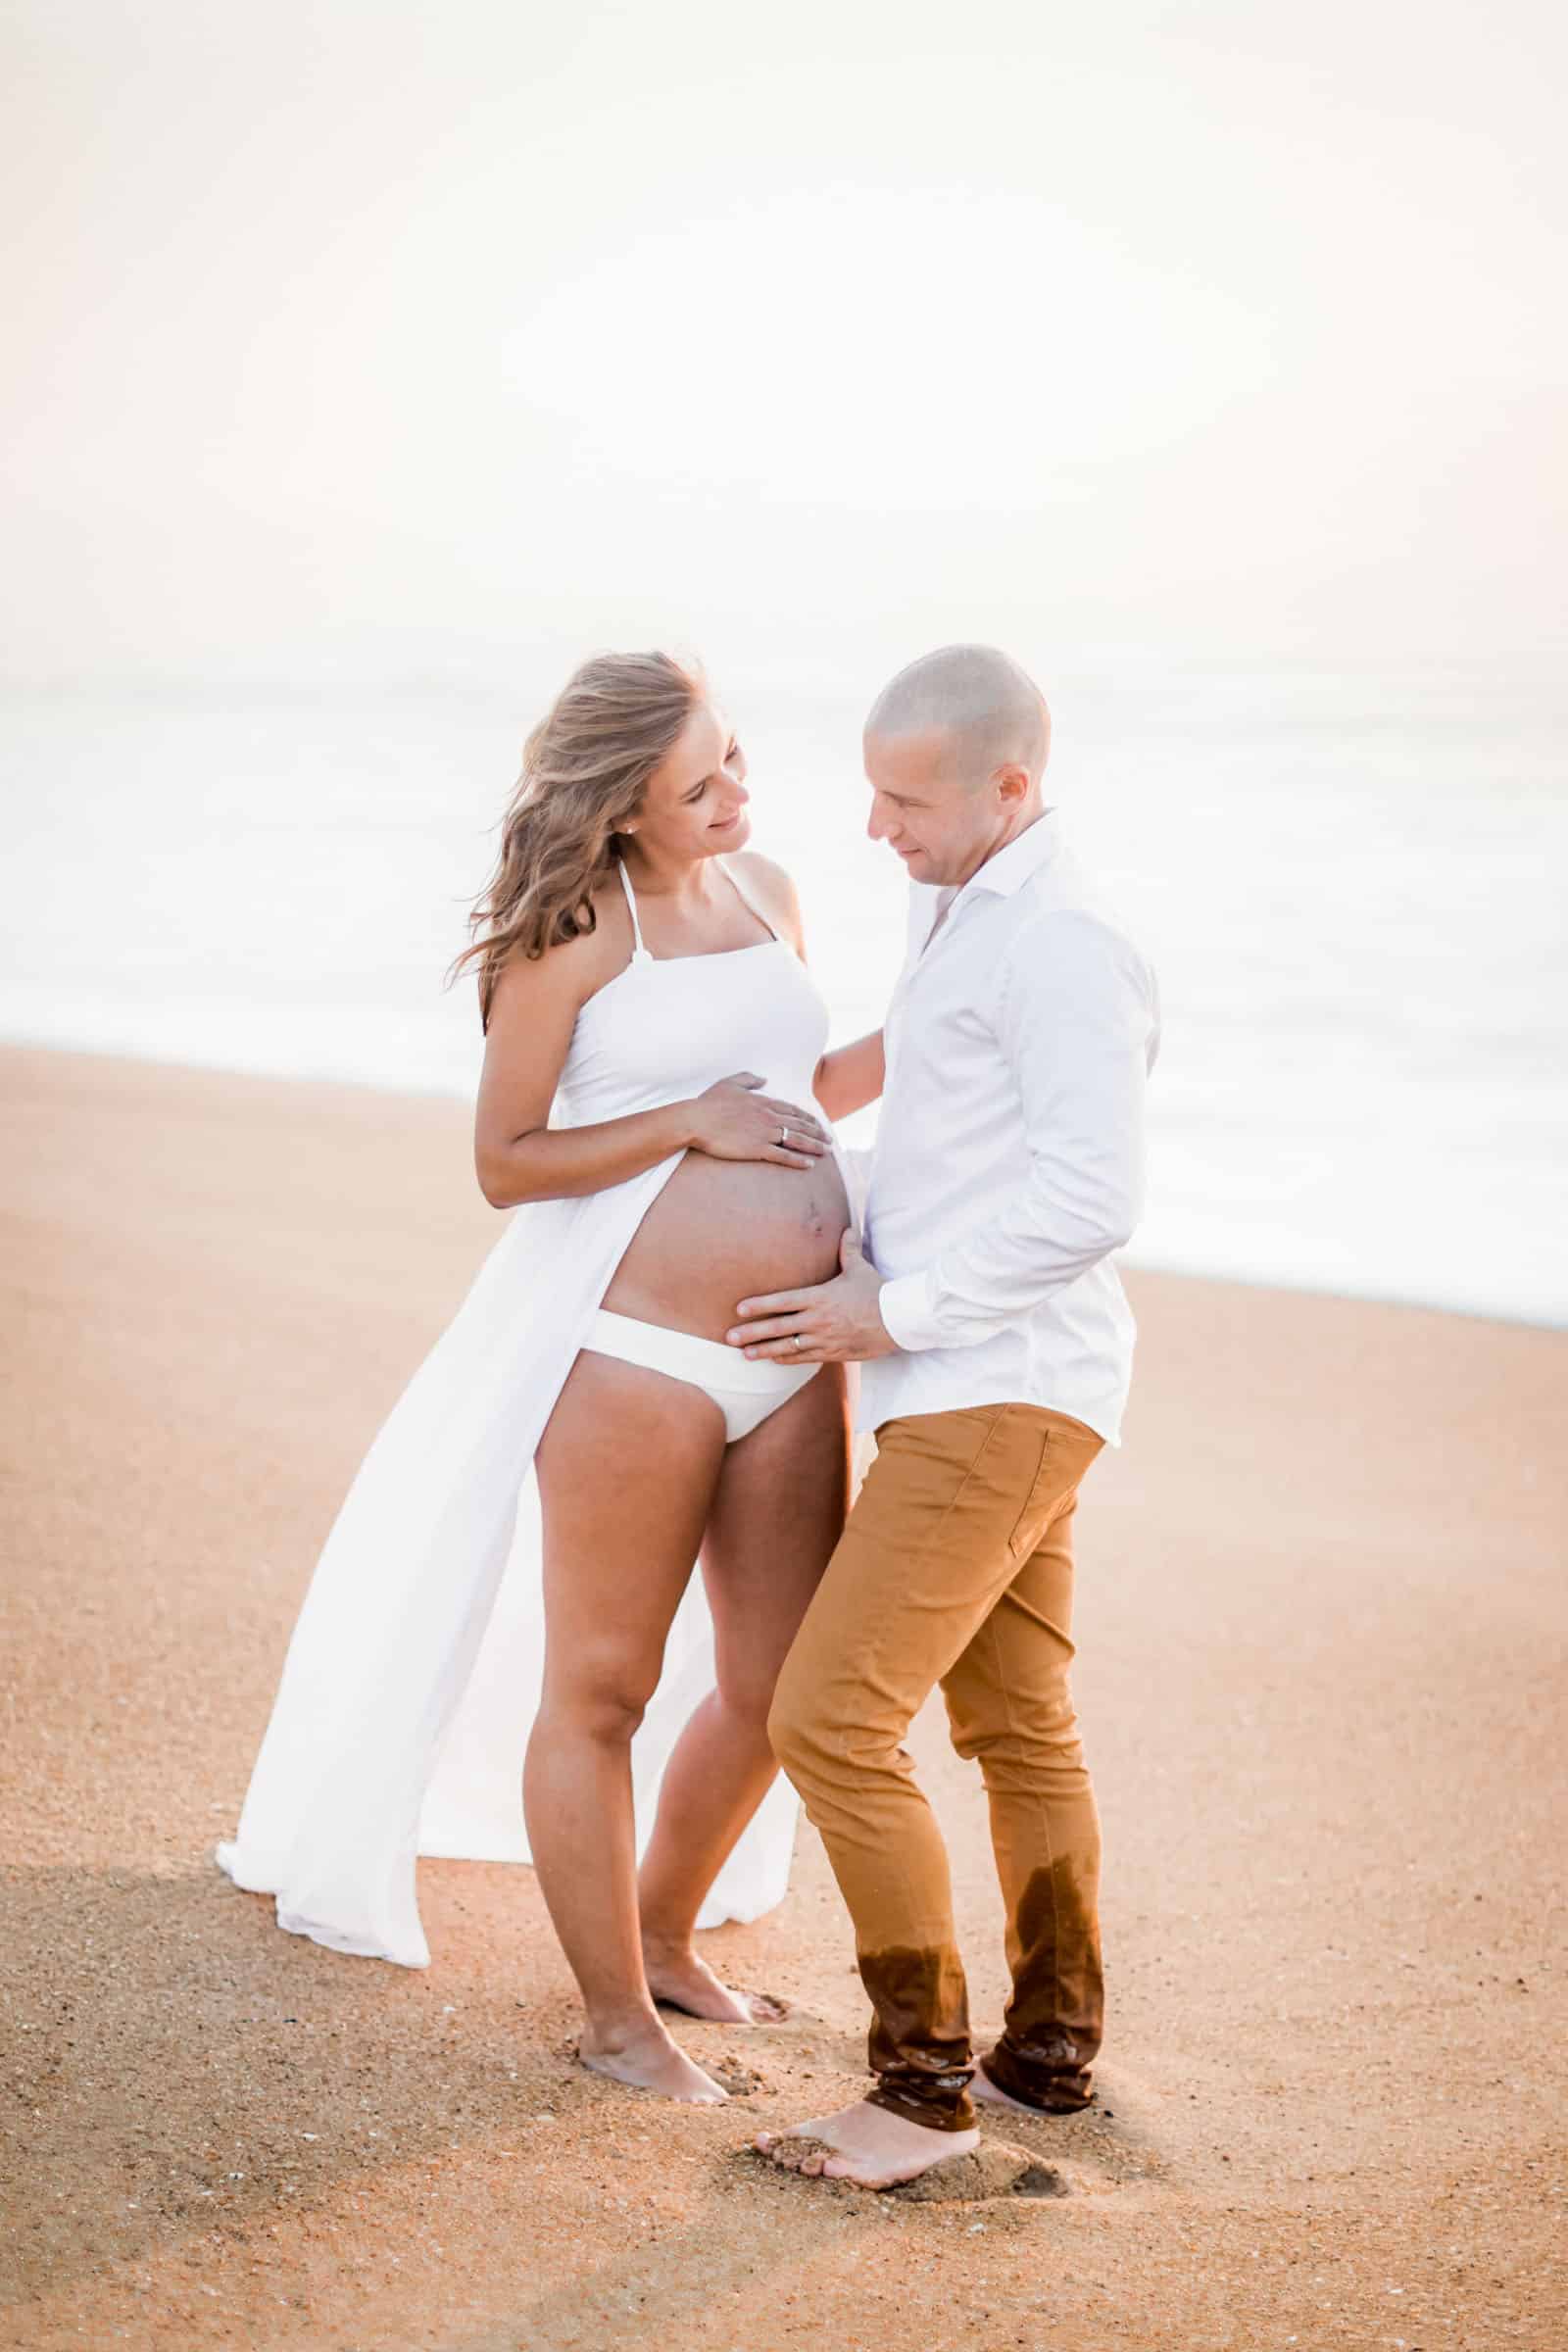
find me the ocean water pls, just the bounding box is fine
[3,668,1564,1325]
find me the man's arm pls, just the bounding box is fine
[880,911,1154,1350]
[727,910,1155,1365]
[813,1028,885,1121]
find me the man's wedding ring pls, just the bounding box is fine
[779,1123,789,1147]
[791,1334,803,1350]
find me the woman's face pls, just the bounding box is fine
[633,700,751,861]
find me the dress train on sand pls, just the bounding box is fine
[220,856,865,1968]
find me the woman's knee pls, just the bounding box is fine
[713,1660,778,1740]
[541,1651,660,1746]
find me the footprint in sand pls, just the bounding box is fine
[745,2136,1073,2203]
[708,2055,767,2097]
[974,2059,1176,2191]
[888,2142,1073,2203]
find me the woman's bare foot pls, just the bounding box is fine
[575,2017,730,2104]
[642,1937,790,2026]
[755,2098,978,2188]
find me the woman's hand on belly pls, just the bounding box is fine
[686,1073,831,1170]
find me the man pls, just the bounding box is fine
[725,644,1159,2189]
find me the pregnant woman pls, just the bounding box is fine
[219,652,883,2104]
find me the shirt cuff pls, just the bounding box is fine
[876,1269,947,1352]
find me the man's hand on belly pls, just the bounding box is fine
[726,1231,900,1364]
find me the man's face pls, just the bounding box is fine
[864,726,994,887]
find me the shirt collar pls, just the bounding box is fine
[961,807,1062,899]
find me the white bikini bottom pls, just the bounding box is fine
[580,1308,820,1444]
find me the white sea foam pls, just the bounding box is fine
[3,667,1564,1326]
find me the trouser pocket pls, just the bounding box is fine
[1005,1412,1104,1561]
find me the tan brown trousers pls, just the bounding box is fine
[768,1400,1105,2131]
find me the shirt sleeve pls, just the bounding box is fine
[877,911,1156,1352]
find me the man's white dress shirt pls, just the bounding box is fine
[858,809,1160,1446]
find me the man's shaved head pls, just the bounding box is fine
[864,644,1051,790]
[862,645,1054,886]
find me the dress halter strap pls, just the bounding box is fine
[615,857,649,960]
[718,857,781,944]
[615,854,779,962]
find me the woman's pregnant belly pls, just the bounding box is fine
[602,1147,853,1345]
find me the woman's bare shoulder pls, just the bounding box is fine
[730,845,796,893]
[486,882,633,1026]
[730,848,805,945]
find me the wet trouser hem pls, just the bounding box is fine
[865,2080,977,2133]
[977,2044,1096,2114]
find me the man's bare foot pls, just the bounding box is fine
[971,2060,1090,2117]
[642,1939,790,2026]
[755,2098,978,2189]
[970,2066,1042,2116]
[576,2017,729,2104]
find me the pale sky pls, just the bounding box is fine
[4,0,1563,690]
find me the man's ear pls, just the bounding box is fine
[994,761,1031,806]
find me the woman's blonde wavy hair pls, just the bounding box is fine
[451,650,704,1028]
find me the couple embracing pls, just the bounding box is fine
[219,642,1160,2192]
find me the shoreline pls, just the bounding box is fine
[4,1040,1565,2350]
[5,1030,1562,1335]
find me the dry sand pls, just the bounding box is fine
[3,1042,1565,2351]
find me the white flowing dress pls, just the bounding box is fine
[218,858,855,1967]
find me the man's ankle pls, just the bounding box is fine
[865,2082,977,2134]
[978,2043,1094,2112]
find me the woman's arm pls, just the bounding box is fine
[733,850,886,1123]
[472,928,830,1208]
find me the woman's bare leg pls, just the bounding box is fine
[639,1364,852,2024]
[528,1348,729,2102]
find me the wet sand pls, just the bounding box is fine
[3,1043,1565,2350]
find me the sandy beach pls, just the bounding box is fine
[3,1041,1564,2351]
